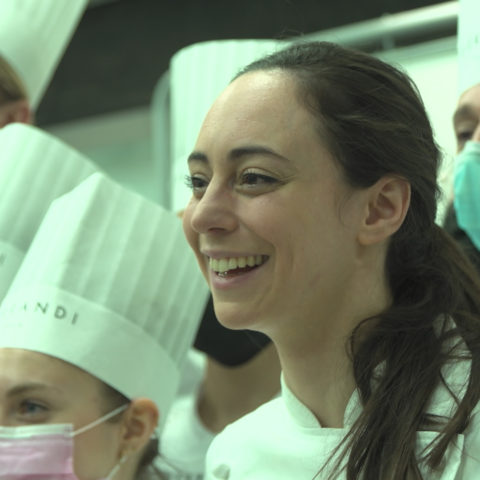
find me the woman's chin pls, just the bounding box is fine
[213,301,259,332]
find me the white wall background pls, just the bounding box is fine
[379,35,458,222]
[45,106,158,202]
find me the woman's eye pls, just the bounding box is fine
[239,172,277,187]
[457,130,473,143]
[17,400,49,420]
[185,174,209,195]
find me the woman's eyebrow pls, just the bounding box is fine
[187,146,289,165]
[229,146,289,162]
[7,382,62,397]
[187,151,208,164]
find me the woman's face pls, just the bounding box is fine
[0,348,125,479]
[183,70,371,336]
[453,83,480,153]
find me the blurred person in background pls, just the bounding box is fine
[0,0,87,127]
[443,82,480,268]
[443,0,480,270]
[160,295,281,478]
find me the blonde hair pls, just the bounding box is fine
[0,55,27,105]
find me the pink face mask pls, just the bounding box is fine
[0,404,128,480]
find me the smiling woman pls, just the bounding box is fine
[182,41,480,480]
[444,83,480,270]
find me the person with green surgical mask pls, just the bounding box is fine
[443,0,480,270]
[446,82,480,266]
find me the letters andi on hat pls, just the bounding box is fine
[0,123,97,302]
[0,173,209,431]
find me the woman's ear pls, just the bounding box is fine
[119,398,159,457]
[357,176,411,246]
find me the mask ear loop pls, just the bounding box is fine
[71,404,130,437]
[105,453,129,480]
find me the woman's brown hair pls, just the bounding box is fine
[237,41,480,479]
[0,55,27,105]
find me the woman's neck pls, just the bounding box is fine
[279,334,356,428]
[275,263,391,428]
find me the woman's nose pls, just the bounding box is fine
[189,183,238,235]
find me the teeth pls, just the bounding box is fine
[218,258,229,273]
[210,259,217,271]
[209,255,266,273]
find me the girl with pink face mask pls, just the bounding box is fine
[0,173,208,480]
[0,350,150,480]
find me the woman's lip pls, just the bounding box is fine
[207,256,269,291]
[209,262,265,290]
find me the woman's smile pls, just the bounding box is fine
[207,254,270,291]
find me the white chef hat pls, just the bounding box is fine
[0,172,209,431]
[0,0,88,108]
[458,0,480,95]
[0,123,97,302]
[168,39,281,212]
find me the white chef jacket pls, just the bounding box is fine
[205,337,480,479]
